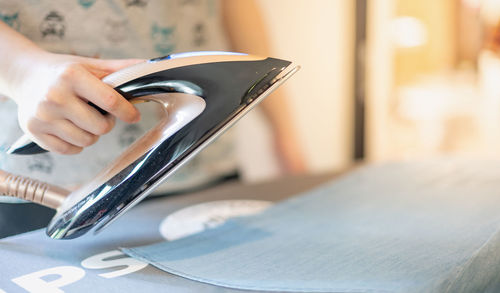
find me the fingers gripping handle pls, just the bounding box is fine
[7,61,149,155]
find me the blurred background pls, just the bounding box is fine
[242,0,500,180]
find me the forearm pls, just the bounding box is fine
[0,21,44,97]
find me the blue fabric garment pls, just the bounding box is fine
[123,160,500,292]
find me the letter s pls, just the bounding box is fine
[12,266,85,293]
[81,250,148,278]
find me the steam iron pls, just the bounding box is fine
[0,51,299,239]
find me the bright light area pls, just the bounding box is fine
[391,17,428,48]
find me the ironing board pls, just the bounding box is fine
[0,172,334,292]
[5,159,500,293]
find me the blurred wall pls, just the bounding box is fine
[255,0,355,174]
[366,0,482,161]
[394,0,457,85]
[366,0,395,161]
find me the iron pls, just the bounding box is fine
[0,51,299,239]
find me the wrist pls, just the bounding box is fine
[0,21,46,99]
[2,47,47,101]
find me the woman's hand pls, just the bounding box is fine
[8,51,143,154]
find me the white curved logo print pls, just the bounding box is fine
[159,200,272,241]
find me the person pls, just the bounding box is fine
[0,0,305,201]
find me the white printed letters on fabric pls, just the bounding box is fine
[8,250,148,292]
[80,250,148,279]
[11,266,85,293]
